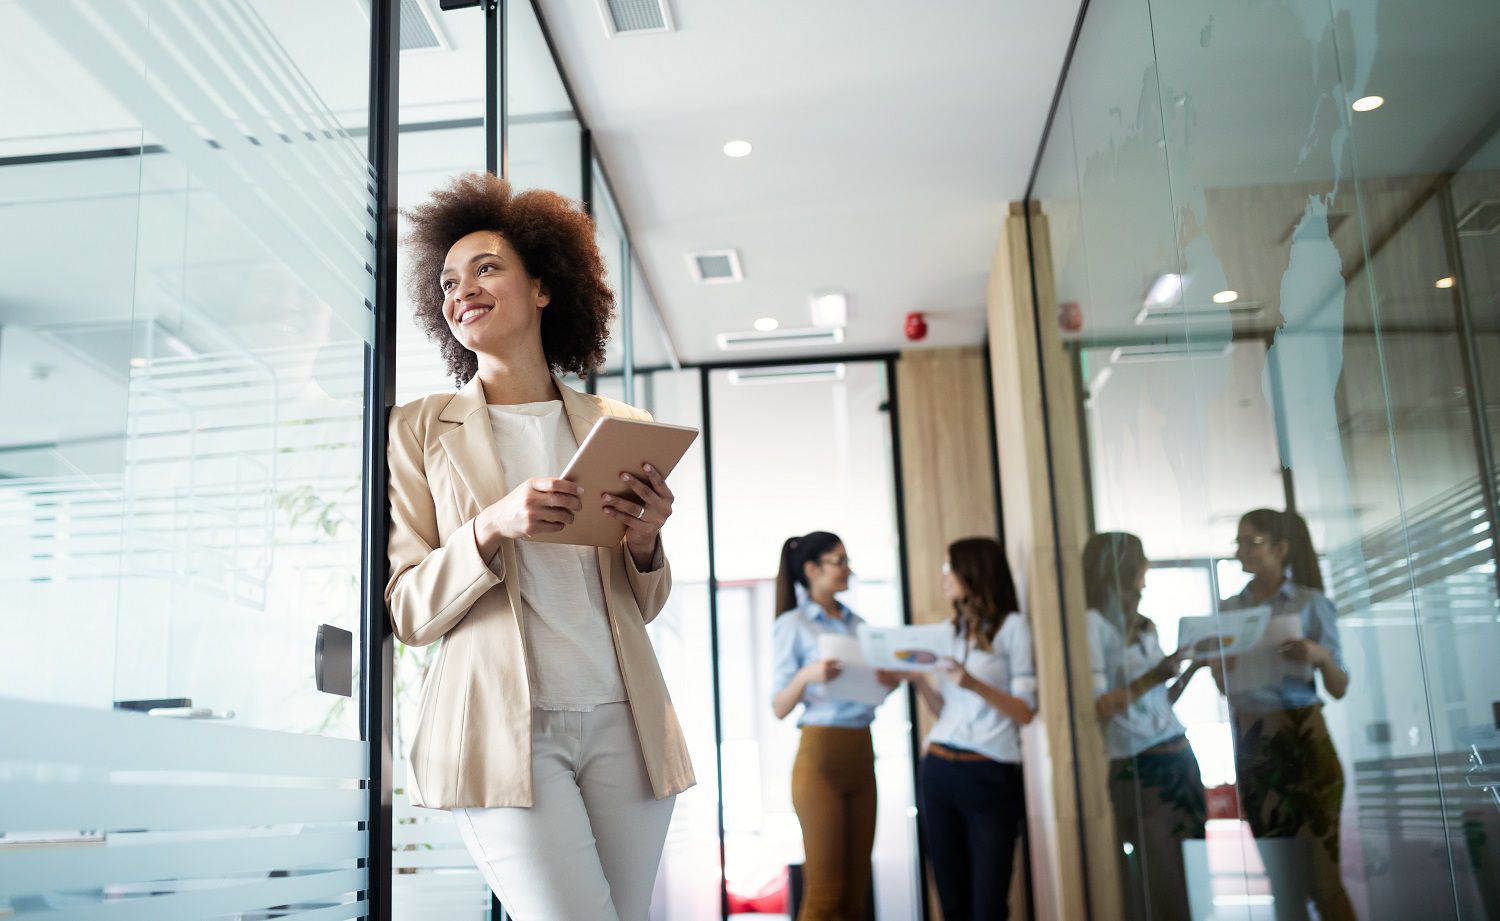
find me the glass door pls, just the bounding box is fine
[0,1,381,916]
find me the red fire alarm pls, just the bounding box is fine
[1059,300,1083,333]
[904,311,928,342]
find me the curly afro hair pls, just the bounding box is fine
[403,172,614,388]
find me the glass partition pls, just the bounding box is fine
[1027,0,1500,917]
[0,0,378,915]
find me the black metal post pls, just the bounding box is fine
[698,368,731,920]
[485,0,506,177]
[882,355,934,920]
[362,0,399,918]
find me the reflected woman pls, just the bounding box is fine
[1083,532,1206,921]
[385,173,692,920]
[771,531,904,921]
[1218,509,1354,921]
[910,537,1037,921]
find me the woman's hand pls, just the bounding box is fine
[1095,687,1128,721]
[477,477,584,557]
[601,463,674,569]
[875,669,918,690]
[1279,637,1329,667]
[799,658,844,684]
[938,657,974,691]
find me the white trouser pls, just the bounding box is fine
[453,702,675,921]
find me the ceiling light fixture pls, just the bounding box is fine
[1435,276,1456,289]
[722,140,752,158]
[809,291,848,329]
[1212,289,1239,304]
[754,317,779,332]
[1352,95,1384,112]
[1142,273,1187,309]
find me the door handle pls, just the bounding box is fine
[316,624,353,697]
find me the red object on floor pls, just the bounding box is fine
[1205,783,1240,820]
[725,867,788,914]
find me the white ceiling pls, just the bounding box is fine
[534,0,1083,364]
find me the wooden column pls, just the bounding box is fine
[986,202,1121,920]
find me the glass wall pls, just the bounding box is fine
[0,0,377,916]
[1027,0,1500,917]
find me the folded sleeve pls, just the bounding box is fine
[385,405,503,647]
[1003,614,1040,711]
[624,538,672,624]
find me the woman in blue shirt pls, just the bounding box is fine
[771,530,902,921]
[1217,509,1354,921]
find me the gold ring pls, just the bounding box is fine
[637,507,646,520]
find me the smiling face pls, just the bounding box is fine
[439,230,550,362]
[1235,521,1288,580]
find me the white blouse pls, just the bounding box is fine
[925,614,1038,764]
[1087,610,1187,759]
[487,401,626,711]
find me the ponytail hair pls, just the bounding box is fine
[946,536,1019,651]
[1241,508,1323,592]
[775,531,843,615]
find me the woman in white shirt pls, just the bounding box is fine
[386,173,691,921]
[911,537,1037,921]
[1083,532,1205,921]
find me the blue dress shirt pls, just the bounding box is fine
[772,600,879,729]
[1220,580,1348,711]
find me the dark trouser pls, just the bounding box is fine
[1109,740,1208,921]
[919,750,1025,921]
[792,725,877,921]
[1233,705,1355,921]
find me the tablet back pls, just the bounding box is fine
[529,415,698,548]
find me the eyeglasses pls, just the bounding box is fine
[820,555,851,568]
[1233,536,1273,547]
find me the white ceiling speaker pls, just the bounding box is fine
[596,0,675,36]
[716,327,845,351]
[687,249,743,284]
[809,292,848,329]
[727,364,847,386]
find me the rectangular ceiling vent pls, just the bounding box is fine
[717,327,845,352]
[728,364,847,386]
[360,0,448,51]
[1456,200,1500,236]
[687,249,742,284]
[1135,300,1265,326]
[1109,342,1231,364]
[596,0,675,36]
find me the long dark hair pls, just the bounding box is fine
[1241,508,1323,592]
[775,531,843,615]
[947,537,1019,651]
[1082,532,1148,634]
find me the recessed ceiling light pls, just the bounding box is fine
[722,140,752,158]
[1435,276,1456,289]
[1352,95,1384,112]
[1142,273,1186,309]
[754,317,779,332]
[129,357,148,368]
[810,292,848,328]
[1212,289,1239,304]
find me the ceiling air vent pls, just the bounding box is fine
[687,249,742,284]
[363,0,448,51]
[717,327,845,352]
[1135,300,1265,326]
[1456,200,1500,236]
[1109,342,1231,364]
[728,363,847,386]
[596,0,675,36]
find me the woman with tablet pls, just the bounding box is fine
[1082,531,1205,921]
[384,172,692,921]
[771,531,904,921]
[909,536,1036,921]
[1216,509,1354,921]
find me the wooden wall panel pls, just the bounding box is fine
[986,203,1122,920]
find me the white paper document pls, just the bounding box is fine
[1231,613,1314,690]
[815,634,891,707]
[855,622,954,672]
[1174,605,1271,658]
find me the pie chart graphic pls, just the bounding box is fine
[893,649,938,665]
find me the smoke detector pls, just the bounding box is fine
[687,249,743,284]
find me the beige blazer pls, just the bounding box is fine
[385,375,696,808]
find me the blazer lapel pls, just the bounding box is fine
[437,376,507,513]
